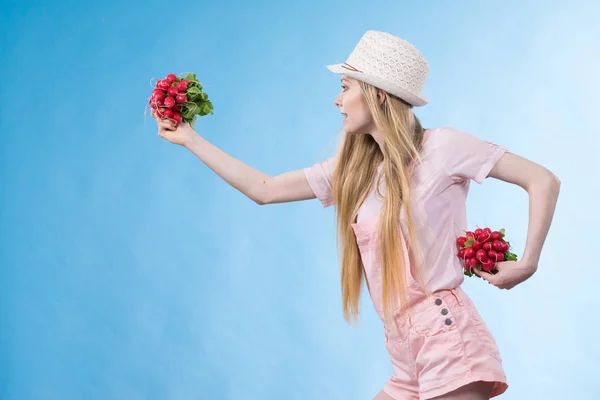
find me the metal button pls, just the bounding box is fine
[435,298,442,306]
[445,318,452,325]
[441,308,448,315]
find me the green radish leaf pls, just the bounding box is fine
[464,237,474,247]
[187,87,202,99]
[200,102,214,116]
[187,102,200,115]
[200,93,208,101]
[500,228,505,236]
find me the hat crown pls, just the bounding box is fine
[345,30,429,101]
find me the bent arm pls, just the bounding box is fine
[184,134,315,205]
[488,152,561,267]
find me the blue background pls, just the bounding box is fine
[1,1,599,399]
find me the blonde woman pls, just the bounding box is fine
[154,31,560,400]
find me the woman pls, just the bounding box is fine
[153,31,560,400]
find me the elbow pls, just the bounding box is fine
[529,169,561,194]
[252,179,271,206]
[251,191,269,206]
[547,169,561,193]
[254,197,268,206]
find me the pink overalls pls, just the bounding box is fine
[304,127,509,399]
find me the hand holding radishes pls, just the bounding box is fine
[147,72,213,129]
[155,115,197,147]
[456,226,536,289]
[473,259,537,290]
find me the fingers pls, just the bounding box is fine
[159,118,176,130]
[473,268,501,288]
[494,261,507,272]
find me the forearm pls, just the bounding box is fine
[184,134,269,204]
[521,172,561,267]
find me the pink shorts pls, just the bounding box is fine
[382,286,508,399]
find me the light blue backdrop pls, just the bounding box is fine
[1,1,598,399]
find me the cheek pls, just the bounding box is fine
[347,93,365,118]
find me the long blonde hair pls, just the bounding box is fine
[332,81,427,323]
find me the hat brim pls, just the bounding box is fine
[327,63,428,107]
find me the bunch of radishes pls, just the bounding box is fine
[457,227,518,277]
[147,72,213,128]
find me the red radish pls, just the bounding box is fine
[166,73,178,83]
[156,98,164,107]
[481,259,494,272]
[483,242,492,252]
[457,237,467,247]
[472,240,482,251]
[172,105,181,112]
[172,112,182,124]
[477,232,491,243]
[500,241,509,252]
[158,80,170,90]
[163,109,174,118]
[152,89,166,99]
[164,96,176,108]
[464,247,475,259]
[468,257,479,269]
[180,79,189,87]
[176,81,188,92]
[476,249,488,262]
[492,240,503,252]
[490,231,503,241]
[168,87,179,96]
[474,228,483,236]
[497,253,505,262]
[156,108,165,117]
[484,227,492,234]
[175,93,188,104]
[457,248,466,259]
[151,94,163,105]
[487,250,498,260]
[466,231,475,239]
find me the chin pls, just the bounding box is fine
[344,128,367,135]
[343,124,361,135]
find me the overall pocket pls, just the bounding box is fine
[411,296,460,338]
[467,305,503,363]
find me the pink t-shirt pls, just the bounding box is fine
[304,126,508,294]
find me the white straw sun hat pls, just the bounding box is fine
[327,30,429,107]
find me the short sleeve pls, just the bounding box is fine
[303,156,337,208]
[439,128,508,184]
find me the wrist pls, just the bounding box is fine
[521,252,539,270]
[183,131,200,148]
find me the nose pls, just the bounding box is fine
[334,91,342,108]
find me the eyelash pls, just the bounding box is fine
[341,85,347,91]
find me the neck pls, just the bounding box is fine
[368,128,385,152]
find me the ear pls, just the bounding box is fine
[376,89,387,105]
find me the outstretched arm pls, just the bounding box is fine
[475,152,561,289]
[157,117,316,205]
[184,135,317,205]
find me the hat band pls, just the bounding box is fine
[341,63,362,72]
